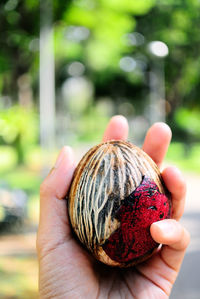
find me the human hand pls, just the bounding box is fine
[37,115,190,299]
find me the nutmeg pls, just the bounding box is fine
[68,140,171,267]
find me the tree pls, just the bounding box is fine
[0,0,39,99]
[1,0,200,141]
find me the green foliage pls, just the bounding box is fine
[75,105,110,143]
[0,106,39,163]
[56,0,154,72]
[0,146,18,173]
[100,0,155,14]
[175,108,200,138]
[2,167,41,195]
[54,0,200,141]
[137,1,200,116]
[85,10,134,70]
[0,0,39,96]
[0,0,200,151]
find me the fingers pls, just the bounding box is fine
[162,166,186,220]
[37,146,76,254]
[103,119,171,170]
[102,115,129,142]
[151,219,190,272]
[142,122,172,168]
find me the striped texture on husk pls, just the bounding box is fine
[69,140,167,266]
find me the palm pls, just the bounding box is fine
[37,116,189,299]
[39,206,176,299]
[42,231,173,299]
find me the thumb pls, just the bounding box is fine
[37,146,76,257]
[151,219,190,272]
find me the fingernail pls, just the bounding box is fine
[153,220,176,236]
[55,146,73,169]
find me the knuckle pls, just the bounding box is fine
[40,180,52,198]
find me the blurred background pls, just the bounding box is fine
[0,0,200,298]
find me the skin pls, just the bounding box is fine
[37,115,190,299]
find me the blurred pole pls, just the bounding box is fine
[148,41,169,125]
[39,0,55,151]
[149,59,166,124]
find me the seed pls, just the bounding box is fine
[68,140,171,267]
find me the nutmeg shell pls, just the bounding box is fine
[68,140,171,267]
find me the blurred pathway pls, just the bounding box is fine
[171,172,200,299]
[0,232,36,256]
[184,173,200,212]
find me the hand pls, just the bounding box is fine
[37,115,190,299]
